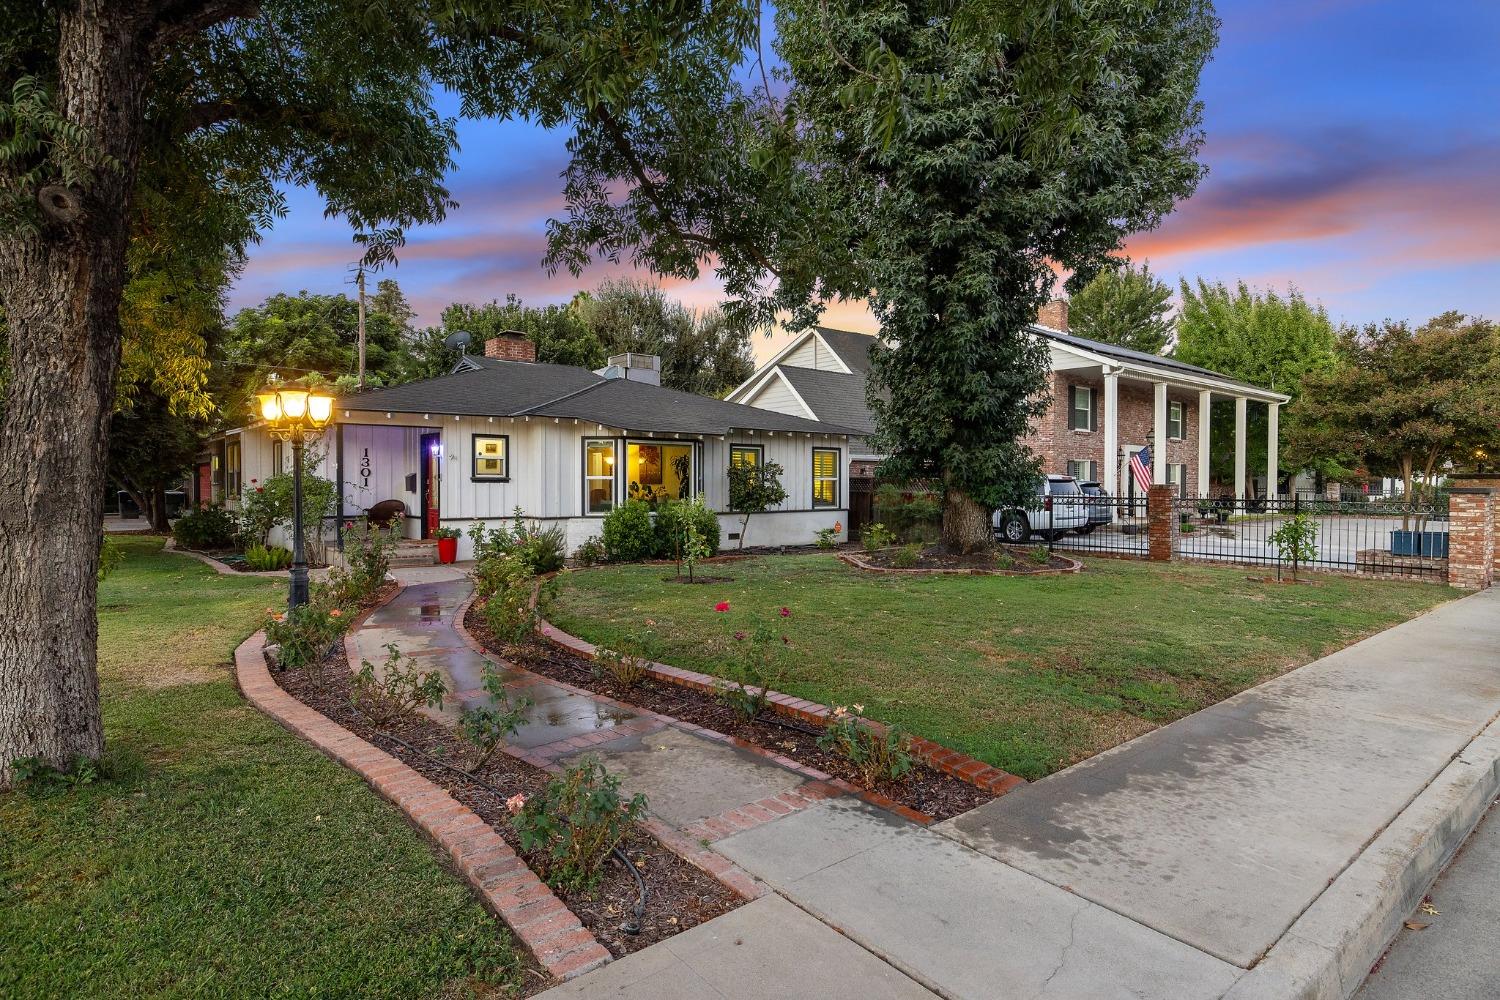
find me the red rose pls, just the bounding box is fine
[714,601,730,612]
[779,606,791,618]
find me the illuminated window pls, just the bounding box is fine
[626,441,693,505]
[584,440,615,514]
[730,445,762,469]
[472,434,510,481]
[812,448,839,508]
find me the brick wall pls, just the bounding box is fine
[1020,373,1202,496]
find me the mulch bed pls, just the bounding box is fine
[466,608,995,822]
[858,544,1075,573]
[273,648,741,960]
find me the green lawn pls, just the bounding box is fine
[0,537,527,1000]
[544,555,1455,780]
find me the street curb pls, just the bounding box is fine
[1224,711,1500,1000]
[231,599,612,982]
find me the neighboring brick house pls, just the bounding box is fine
[728,302,1289,500]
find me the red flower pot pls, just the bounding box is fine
[436,536,458,564]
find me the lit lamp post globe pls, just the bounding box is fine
[255,384,336,610]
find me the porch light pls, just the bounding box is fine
[254,380,337,611]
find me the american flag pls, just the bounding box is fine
[1130,446,1153,493]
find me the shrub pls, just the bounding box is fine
[891,543,921,569]
[994,549,1016,570]
[593,630,659,689]
[714,604,791,722]
[862,522,896,551]
[458,660,532,774]
[351,642,447,728]
[874,484,942,542]
[1267,513,1318,581]
[480,552,543,643]
[1028,544,1050,566]
[600,499,654,562]
[818,705,915,787]
[264,596,347,671]
[510,755,647,891]
[469,508,567,574]
[243,544,293,571]
[815,526,840,549]
[98,535,124,581]
[338,519,398,601]
[172,503,238,550]
[236,481,281,547]
[573,535,606,567]
[241,458,339,564]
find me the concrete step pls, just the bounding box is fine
[388,542,438,567]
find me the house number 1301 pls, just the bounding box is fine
[360,448,371,485]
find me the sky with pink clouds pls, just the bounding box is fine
[229,1,1500,363]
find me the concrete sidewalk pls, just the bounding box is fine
[939,587,1500,971]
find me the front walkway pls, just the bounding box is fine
[366,569,1500,1000]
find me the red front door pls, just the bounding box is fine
[195,463,212,506]
[420,433,441,538]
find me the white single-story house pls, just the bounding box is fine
[202,334,860,560]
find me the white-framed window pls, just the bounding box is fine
[272,440,284,476]
[1167,463,1188,497]
[225,440,242,497]
[1066,459,1100,483]
[812,448,840,507]
[625,440,694,504]
[584,439,615,514]
[472,434,510,481]
[1068,385,1096,431]
[1168,400,1185,441]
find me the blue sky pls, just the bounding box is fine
[230,1,1500,360]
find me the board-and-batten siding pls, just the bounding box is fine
[341,424,420,516]
[781,334,849,373]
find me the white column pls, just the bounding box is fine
[1234,396,1248,499]
[1197,390,1212,497]
[1103,370,1119,496]
[1152,382,1168,484]
[1266,401,1280,500]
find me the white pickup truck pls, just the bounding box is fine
[993,475,1090,542]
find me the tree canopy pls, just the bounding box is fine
[700,0,1218,547]
[1285,313,1500,500]
[1068,260,1174,355]
[1174,280,1337,485]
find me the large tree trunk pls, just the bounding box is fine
[150,484,169,532]
[0,6,149,786]
[941,487,992,554]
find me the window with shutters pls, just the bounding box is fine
[1168,401,1185,440]
[812,448,839,507]
[1068,386,1095,431]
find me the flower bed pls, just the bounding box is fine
[273,649,740,959]
[464,605,1000,822]
[843,545,1082,575]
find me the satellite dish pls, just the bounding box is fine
[443,330,472,355]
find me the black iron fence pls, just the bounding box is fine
[1169,494,1450,579]
[1005,492,1450,580]
[1010,494,1153,557]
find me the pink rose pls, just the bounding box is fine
[778,606,791,618]
[505,794,527,815]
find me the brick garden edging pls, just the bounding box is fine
[525,576,1025,798]
[233,604,612,982]
[835,550,1083,577]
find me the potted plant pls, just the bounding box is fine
[434,526,461,564]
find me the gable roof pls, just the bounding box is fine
[339,357,860,437]
[1032,326,1268,390]
[812,327,878,374]
[775,366,877,436]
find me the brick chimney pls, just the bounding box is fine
[483,330,535,363]
[1036,298,1070,332]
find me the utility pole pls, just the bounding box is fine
[355,266,367,388]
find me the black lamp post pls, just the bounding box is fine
[255,383,336,610]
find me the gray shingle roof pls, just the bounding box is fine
[776,366,877,436]
[341,357,857,437]
[1033,327,1275,393]
[814,327,879,374]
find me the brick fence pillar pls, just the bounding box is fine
[1449,475,1500,582]
[1446,488,1495,590]
[1147,484,1177,562]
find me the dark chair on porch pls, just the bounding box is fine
[366,499,406,530]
